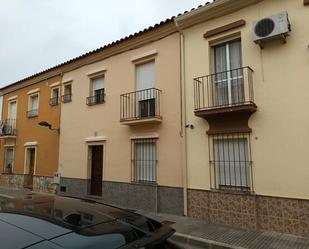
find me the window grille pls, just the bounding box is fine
[131,138,157,184]
[208,133,253,192]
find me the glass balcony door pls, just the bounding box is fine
[214,39,244,106]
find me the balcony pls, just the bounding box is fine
[86,89,105,106]
[0,119,17,137]
[194,67,257,134]
[120,88,162,125]
[61,94,72,103]
[27,109,39,118]
[49,96,59,106]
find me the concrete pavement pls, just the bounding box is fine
[0,187,308,249]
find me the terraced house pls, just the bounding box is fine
[0,73,62,192]
[176,0,309,237]
[57,19,184,215]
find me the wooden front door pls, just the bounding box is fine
[90,145,103,196]
[24,148,35,189]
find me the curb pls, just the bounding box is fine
[171,232,246,249]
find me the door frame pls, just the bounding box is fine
[86,141,105,195]
[24,145,37,175]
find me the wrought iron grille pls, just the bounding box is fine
[194,67,254,111]
[0,119,17,136]
[131,138,157,184]
[49,96,59,106]
[27,109,39,118]
[208,133,253,192]
[120,88,161,122]
[61,94,72,103]
[86,89,105,106]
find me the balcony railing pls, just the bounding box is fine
[27,109,39,118]
[86,89,105,106]
[49,96,59,106]
[194,67,255,112]
[62,94,72,103]
[0,119,17,136]
[120,88,162,122]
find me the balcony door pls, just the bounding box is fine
[6,100,17,133]
[213,39,244,106]
[136,61,156,118]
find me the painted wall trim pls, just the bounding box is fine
[49,82,60,88]
[24,141,38,147]
[130,133,159,139]
[7,95,18,101]
[85,136,107,142]
[62,77,73,84]
[130,50,158,62]
[203,19,246,38]
[87,67,107,78]
[27,88,40,95]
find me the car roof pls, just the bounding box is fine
[0,195,170,249]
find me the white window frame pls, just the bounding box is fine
[23,145,37,175]
[28,92,40,117]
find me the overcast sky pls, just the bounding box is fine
[0,0,209,88]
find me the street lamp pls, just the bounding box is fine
[38,121,60,134]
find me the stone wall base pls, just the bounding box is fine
[188,189,309,238]
[59,177,184,215]
[0,174,56,194]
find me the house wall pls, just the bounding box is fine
[58,32,183,214]
[0,76,61,192]
[182,0,309,236]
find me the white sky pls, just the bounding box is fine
[0,0,209,88]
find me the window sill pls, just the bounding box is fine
[131,181,157,187]
[210,188,255,196]
[27,115,38,119]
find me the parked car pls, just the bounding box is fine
[0,194,182,249]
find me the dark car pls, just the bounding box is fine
[0,194,182,249]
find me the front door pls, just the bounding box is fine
[90,145,103,196]
[24,148,36,189]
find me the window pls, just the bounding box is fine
[213,39,244,106]
[87,77,105,105]
[8,100,17,120]
[27,93,39,118]
[4,147,14,173]
[62,83,72,103]
[132,138,157,184]
[210,133,252,192]
[50,87,59,106]
[136,61,156,118]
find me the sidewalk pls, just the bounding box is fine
[0,187,308,249]
[137,211,309,249]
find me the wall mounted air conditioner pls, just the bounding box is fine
[253,11,291,47]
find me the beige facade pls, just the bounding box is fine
[176,0,309,237]
[58,25,183,214]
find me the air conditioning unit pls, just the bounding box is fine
[253,11,291,46]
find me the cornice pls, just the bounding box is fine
[175,0,263,30]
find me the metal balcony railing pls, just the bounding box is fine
[194,67,254,111]
[61,94,72,103]
[49,96,59,106]
[86,89,105,106]
[0,119,17,136]
[27,109,39,118]
[120,88,162,122]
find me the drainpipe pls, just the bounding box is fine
[177,26,188,216]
